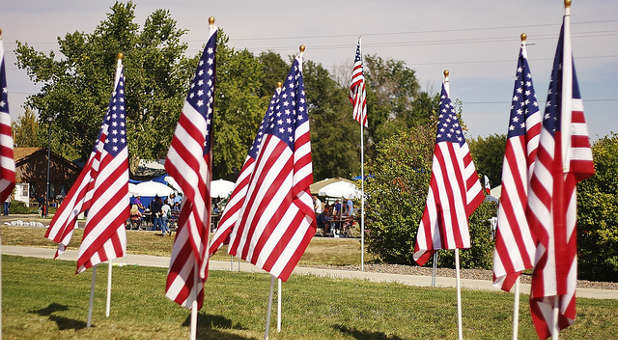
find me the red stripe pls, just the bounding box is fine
[278,217,315,281]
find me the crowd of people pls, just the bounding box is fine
[313,195,356,237]
[129,193,183,235]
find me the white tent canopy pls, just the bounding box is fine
[318,180,361,199]
[164,176,183,193]
[211,179,235,198]
[129,181,176,197]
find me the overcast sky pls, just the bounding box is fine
[2,0,617,139]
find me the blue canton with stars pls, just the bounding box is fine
[0,55,9,114]
[262,58,308,150]
[249,89,281,159]
[436,84,465,145]
[507,45,539,138]
[354,42,362,63]
[543,20,582,137]
[103,68,127,156]
[186,31,217,155]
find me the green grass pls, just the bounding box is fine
[2,255,617,339]
[0,226,374,266]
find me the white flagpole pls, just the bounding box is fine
[264,276,275,340]
[105,259,112,317]
[455,249,463,340]
[431,252,438,287]
[87,265,97,328]
[552,296,559,340]
[190,264,198,340]
[512,277,521,340]
[359,36,366,272]
[277,278,282,332]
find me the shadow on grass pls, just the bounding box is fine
[333,324,404,340]
[30,302,69,316]
[29,303,87,330]
[181,313,253,340]
[182,313,247,330]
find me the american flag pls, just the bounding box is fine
[225,56,316,281]
[165,27,216,309]
[209,86,282,256]
[349,38,367,127]
[484,175,491,195]
[527,16,594,339]
[0,36,15,202]
[492,41,541,291]
[75,57,129,273]
[413,81,484,266]
[45,124,105,257]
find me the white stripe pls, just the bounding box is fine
[255,202,298,268]
[270,214,311,277]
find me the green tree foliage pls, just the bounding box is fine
[364,55,438,149]
[365,125,497,268]
[211,35,265,178]
[437,202,497,270]
[468,133,507,187]
[577,133,618,281]
[365,126,434,264]
[15,1,193,167]
[12,107,42,147]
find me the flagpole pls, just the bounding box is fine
[359,37,366,273]
[264,275,275,340]
[190,264,198,340]
[87,265,97,328]
[455,248,463,340]
[552,296,559,340]
[512,277,521,340]
[105,259,112,318]
[431,253,438,287]
[104,52,123,320]
[277,278,282,332]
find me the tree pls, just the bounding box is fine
[365,125,497,268]
[364,55,437,149]
[364,126,434,264]
[15,1,193,167]
[468,134,507,187]
[12,106,42,147]
[577,133,618,281]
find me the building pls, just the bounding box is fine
[14,147,81,201]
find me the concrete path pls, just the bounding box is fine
[3,245,617,300]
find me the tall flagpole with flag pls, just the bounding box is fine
[69,52,129,327]
[0,27,17,339]
[349,37,367,271]
[527,1,594,339]
[413,70,484,340]
[164,16,217,340]
[491,32,541,340]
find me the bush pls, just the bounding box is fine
[364,126,496,269]
[437,201,497,269]
[9,201,38,214]
[577,133,618,282]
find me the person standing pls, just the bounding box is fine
[313,195,323,214]
[345,198,354,216]
[151,195,163,232]
[161,200,171,236]
[3,193,11,216]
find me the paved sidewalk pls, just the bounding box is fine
[3,245,617,300]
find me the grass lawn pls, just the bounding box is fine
[2,255,617,339]
[0,226,373,266]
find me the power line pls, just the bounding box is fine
[3,18,618,46]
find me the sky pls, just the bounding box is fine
[2,0,617,139]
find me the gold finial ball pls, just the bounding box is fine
[277,81,283,88]
[208,16,215,25]
[520,33,527,41]
[117,52,124,60]
[443,69,449,77]
[564,0,571,8]
[299,44,306,53]
[0,28,3,37]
